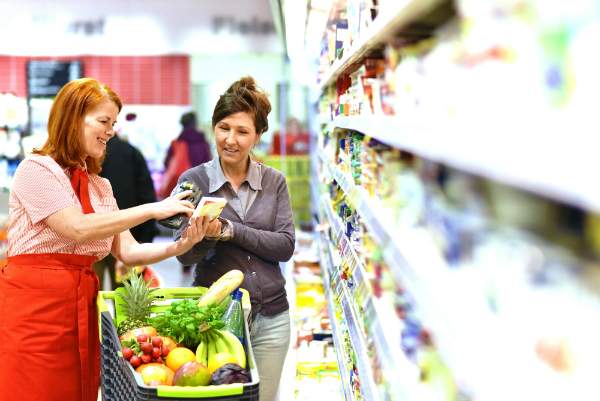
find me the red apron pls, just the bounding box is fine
[0,253,99,401]
[0,167,100,401]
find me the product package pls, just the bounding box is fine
[157,181,203,229]
[193,196,227,220]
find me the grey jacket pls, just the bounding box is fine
[175,162,295,317]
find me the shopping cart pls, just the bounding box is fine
[97,287,259,401]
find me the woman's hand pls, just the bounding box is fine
[175,214,212,252]
[115,259,130,279]
[205,218,222,239]
[152,190,195,220]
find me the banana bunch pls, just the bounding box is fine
[196,329,246,373]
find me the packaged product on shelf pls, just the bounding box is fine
[293,232,343,401]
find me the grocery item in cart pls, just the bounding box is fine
[98,286,260,401]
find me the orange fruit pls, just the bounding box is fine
[166,347,196,372]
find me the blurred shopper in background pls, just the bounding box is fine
[174,76,294,401]
[270,116,310,155]
[0,78,214,401]
[159,111,212,199]
[160,111,213,275]
[93,112,159,290]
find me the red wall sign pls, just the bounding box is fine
[0,55,190,105]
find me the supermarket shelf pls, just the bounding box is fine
[318,155,508,396]
[320,194,424,401]
[331,115,409,151]
[318,0,451,92]
[310,186,320,220]
[339,290,379,401]
[329,114,600,213]
[337,231,422,401]
[319,160,577,400]
[319,233,354,401]
[318,149,416,287]
[320,232,381,401]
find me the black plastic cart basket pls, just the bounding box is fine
[97,287,259,401]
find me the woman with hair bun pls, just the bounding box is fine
[0,78,215,401]
[175,76,295,401]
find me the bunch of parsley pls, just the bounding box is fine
[149,299,225,349]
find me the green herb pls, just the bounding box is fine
[121,338,141,355]
[148,299,225,349]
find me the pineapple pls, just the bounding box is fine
[116,272,158,336]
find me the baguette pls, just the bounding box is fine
[198,269,244,307]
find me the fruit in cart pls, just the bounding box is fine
[172,361,211,386]
[122,335,171,368]
[196,337,208,366]
[166,347,196,373]
[116,272,158,336]
[210,363,250,385]
[140,342,154,355]
[198,270,244,307]
[122,347,134,360]
[213,352,238,370]
[159,336,177,351]
[151,336,163,348]
[206,333,219,373]
[213,329,246,368]
[120,326,158,342]
[136,363,174,386]
[129,355,141,368]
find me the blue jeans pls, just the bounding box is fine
[249,310,291,401]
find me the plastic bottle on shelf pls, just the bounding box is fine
[222,288,245,346]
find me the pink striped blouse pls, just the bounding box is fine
[7,155,118,258]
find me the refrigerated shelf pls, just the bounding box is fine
[328,115,600,214]
[318,0,452,92]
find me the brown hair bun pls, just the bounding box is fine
[212,76,271,135]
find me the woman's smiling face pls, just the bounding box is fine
[215,111,260,168]
[81,98,119,160]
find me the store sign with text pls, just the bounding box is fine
[0,0,282,55]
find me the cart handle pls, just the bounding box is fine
[157,383,244,397]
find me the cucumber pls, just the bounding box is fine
[198,269,244,307]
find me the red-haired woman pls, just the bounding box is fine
[0,78,219,401]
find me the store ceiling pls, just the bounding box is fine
[0,0,284,55]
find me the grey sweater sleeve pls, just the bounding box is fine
[228,174,295,263]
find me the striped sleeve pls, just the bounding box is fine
[12,157,77,225]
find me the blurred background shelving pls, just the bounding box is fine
[296,0,600,400]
